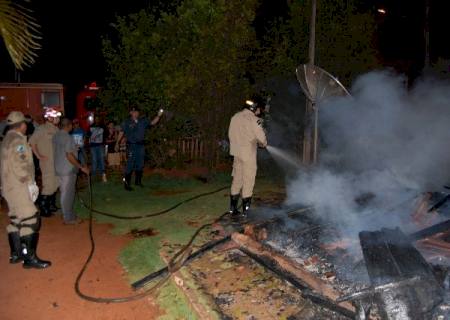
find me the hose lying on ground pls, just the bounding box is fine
[75,175,230,303]
[75,176,313,303]
[77,180,229,219]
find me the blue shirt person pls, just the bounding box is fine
[71,119,87,166]
[88,118,107,181]
[116,106,163,190]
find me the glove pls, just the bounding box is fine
[28,182,39,202]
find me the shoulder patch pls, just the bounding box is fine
[16,144,26,153]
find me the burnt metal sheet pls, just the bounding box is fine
[359,228,443,320]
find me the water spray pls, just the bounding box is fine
[266,145,302,170]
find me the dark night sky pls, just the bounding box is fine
[1,0,449,94]
[0,0,151,85]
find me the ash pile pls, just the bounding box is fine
[238,191,450,320]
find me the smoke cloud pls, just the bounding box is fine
[285,70,450,238]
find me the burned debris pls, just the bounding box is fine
[223,194,450,320]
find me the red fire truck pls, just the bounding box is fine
[0,83,64,123]
[75,81,102,131]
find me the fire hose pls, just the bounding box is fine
[74,175,230,303]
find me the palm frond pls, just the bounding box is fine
[0,0,41,70]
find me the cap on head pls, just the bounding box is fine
[6,111,26,125]
[44,106,62,119]
[129,106,140,113]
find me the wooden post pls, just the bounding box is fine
[302,0,317,165]
[424,0,430,69]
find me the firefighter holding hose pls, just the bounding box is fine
[1,111,51,268]
[116,106,164,191]
[228,97,268,218]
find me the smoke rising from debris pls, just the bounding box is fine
[285,71,450,238]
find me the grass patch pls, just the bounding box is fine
[74,171,281,319]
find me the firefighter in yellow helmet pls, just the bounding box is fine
[29,106,62,217]
[1,111,51,268]
[228,97,268,217]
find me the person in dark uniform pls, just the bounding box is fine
[116,106,163,190]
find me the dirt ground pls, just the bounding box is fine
[0,211,160,320]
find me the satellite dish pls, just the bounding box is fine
[296,64,351,104]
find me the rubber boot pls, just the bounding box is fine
[21,233,51,269]
[49,193,58,213]
[8,232,23,264]
[39,195,53,217]
[135,171,144,187]
[242,197,252,217]
[229,195,241,216]
[123,173,133,191]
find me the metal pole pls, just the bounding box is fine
[312,103,319,163]
[302,0,317,165]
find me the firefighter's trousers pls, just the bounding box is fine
[40,158,59,196]
[231,156,257,198]
[4,185,39,236]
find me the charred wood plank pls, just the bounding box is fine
[131,206,312,290]
[419,237,450,250]
[132,235,231,289]
[409,219,450,240]
[231,232,356,318]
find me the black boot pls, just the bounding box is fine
[135,171,144,187]
[39,195,53,217]
[123,173,133,191]
[49,193,58,213]
[242,197,252,217]
[229,195,241,216]
[8,232,23,264]
[21,233,51,269]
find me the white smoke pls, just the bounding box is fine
[286,70,450,238]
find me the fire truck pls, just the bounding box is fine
[0,83,64,123]
[75,81,102,131]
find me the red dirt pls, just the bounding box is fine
[0,212,161,320]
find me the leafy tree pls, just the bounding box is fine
[101,0,380,169]
[258,0,380,85]
[101,0,258,170]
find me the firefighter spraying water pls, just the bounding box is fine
[228,97,270,218]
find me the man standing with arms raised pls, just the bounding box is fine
[116,107,163,191]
